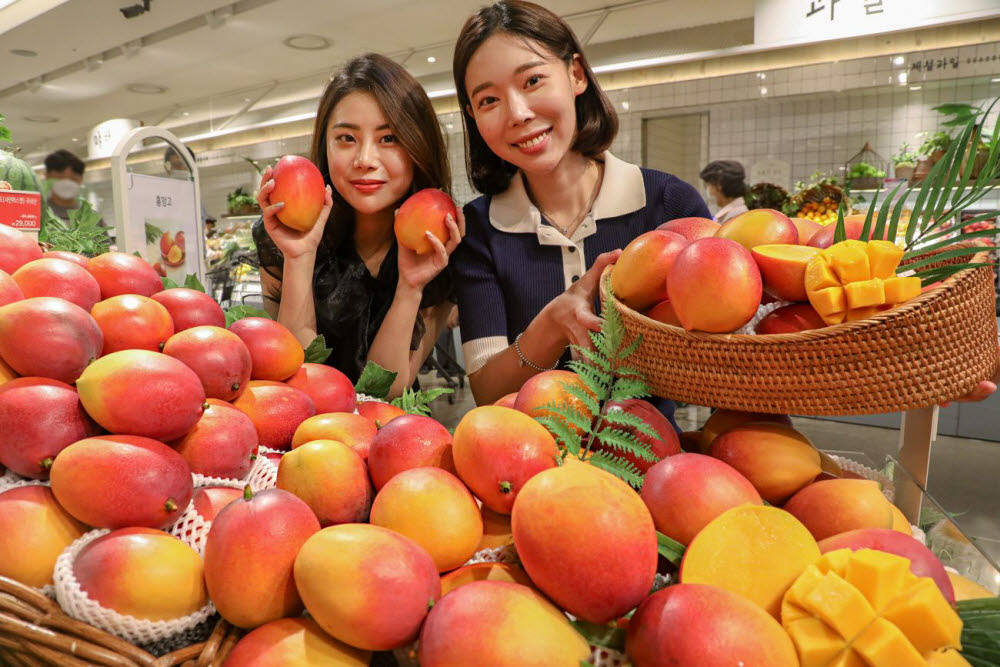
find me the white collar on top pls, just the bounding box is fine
[488,151,646,246]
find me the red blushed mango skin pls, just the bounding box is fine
[452,406,558,515]
[492,392,518,409]
[73,528,207,621]
[50,435,193,529]
[204,488,321,629]
[807,218,890,249]
[394,188,457,255]
[645,298,681,326]
[818,528,956,603]
[715,208,798,251]
[163,326,253,401]
[91,294,175,355]
[87,252,163,299]
[228,317,304,381]
[291,412,376,460]
[0,269,23,307]
[0,377,100,478]
[293,523,441,651]
[610,230,689,311]
[699,409,793,453]
[626,584,799,667]
[0,485,88,588]
[511,460,658,623]
[223,617,371,667]
[593,398,681,474]
[418,581,591,667]
[513,369,593,435]
[42,250,89,269]
[0,224,43,274]
[13,258,101,311]
[277,440,372,527]
[271,155,326,232]
[439,562,535,596]
[171,404,258,479]
[783,478,895,541]
[0,297,103,384]
[709,423,822,504]
[0,357,16,386]
[76,350,205,441]
[356,400,406,427]
[657,216,720,242]
[755,302,827,335]
[151,288,226,331]
[191,486,244,522]
[284,363,356,414]
[667,238,762,333]
[641,453,762,546]
[231,383,316,451]
[367,414,455,490]
[791,218,823,245]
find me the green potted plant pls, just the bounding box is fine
[846,161,887,190]
[891,143,919,181]
[226,187,260,217]
[913,130,952,183]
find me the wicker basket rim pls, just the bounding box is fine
[600,248,993,344]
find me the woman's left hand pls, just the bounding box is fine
[939,345,1000,406]
[397,209,465,292]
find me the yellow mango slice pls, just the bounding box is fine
[883,276,922,305]
[867,240,905,279]
[805,256,840,290]
[845,307,879,322]
[844,548,913,612]
[785,617,845,665]
[882,577,963,655]
[926,648,974,666]
[845,278,885,310]
[811,287,847,319]
[827,648,868,667]
[827,242,871,283]
[800,571,877,640]
[852,617,927,666]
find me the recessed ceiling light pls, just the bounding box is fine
[760,86,768,96]
[24,115,59,123]
[126,83,167,94]
[71,137,79,142]
[897,71,908,84]
[909,85,922,91]
[183,112,190,116]
[427,56,436,63]
[283,34,331,50]
[10,49,37,57]
[892,55,905,66]
[621,101,630,110]
[992,77,1000,83]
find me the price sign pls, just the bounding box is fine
[0,189,43,235]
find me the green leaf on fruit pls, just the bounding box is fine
[183,274,206,293]
[304,334,333,364]
[354,360,397,400]
[570,619,626,652]
[656,531,686,567]
[161,276,178,289]
[224,304,272,327]
[391,386,454,416]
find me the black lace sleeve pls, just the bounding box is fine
[251,218,284,282]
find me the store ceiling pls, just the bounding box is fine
[0,0,754,159]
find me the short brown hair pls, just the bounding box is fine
[453,1,618,195]
[311,53,451,248]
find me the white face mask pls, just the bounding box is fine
[52,179,82,200]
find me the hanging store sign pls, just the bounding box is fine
[89,119,142,159]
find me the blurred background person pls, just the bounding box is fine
[699,159,747,223]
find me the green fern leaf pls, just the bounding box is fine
[569,363,611,399]
[601,409,661,440]
[589,329,611,358]
[611,377,650,402]
[533,401,592,434]
[561,382,602,418]
[535,414,583,456]
[613,365,645,380]
[573,345,611,373]
[617,333,643,361]
[594,428,657,462]
[588,450,644,489]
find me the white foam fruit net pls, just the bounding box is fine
[0,468,26,493]
[53,529,216,648]
[464,543,519,566]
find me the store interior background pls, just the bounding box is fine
[2,0,1000,562]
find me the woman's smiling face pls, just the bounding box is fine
[326,91,414,216]
[464,33,587,176]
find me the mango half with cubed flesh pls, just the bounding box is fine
[804,240,921,325]
[782,548,963,667]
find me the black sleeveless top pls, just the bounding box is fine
[252,218,455,384]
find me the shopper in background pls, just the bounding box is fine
[699,159,748,223]
[254,53,460,399]
[451,0,710,424]
[44,149,104,224]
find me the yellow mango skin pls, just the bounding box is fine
[782,548,963,667]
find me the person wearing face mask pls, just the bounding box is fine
[44,149,104,225]
[699,159,748,223]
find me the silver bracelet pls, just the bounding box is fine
[514,332,560,371]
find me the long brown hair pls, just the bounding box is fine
[453,1,618,195]
[311,53,451,248]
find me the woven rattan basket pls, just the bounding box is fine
[600,248,999,415]
[0,576,240,667]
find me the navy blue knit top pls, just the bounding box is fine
[452,152,711,428]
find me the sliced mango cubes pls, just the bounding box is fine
[782,548,963,667]
[804,240,922,325]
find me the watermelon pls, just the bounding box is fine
[0,150,42,194]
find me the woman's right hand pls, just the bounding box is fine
[257,165,333,260]
[542,249,622,350]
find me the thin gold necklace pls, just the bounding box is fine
[526,162,603,238]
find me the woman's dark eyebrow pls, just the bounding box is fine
[469,60,547,98]
[330,122,391,130]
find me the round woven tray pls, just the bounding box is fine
[600,248,999,415]
[0,575,240,667]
